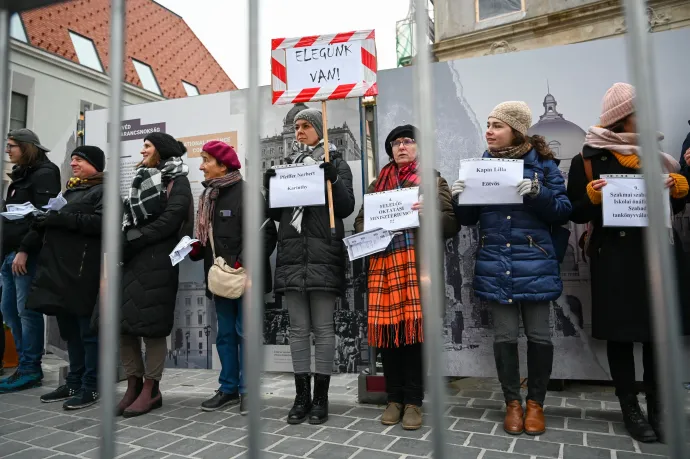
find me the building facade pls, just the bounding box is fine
[172,282,217,369]
[433,0,690,62]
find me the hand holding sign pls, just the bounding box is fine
[363,187,420,232]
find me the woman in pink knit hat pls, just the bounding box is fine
[567,82,690,443]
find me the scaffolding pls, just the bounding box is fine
[396,0,435,67]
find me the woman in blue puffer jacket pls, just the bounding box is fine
[452,101,572,437]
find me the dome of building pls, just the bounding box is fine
[528,92,586,173]
[284,103,310,129]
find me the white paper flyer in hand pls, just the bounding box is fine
[43,193,68,211]
[269,163,326,209]
[456,158,524,206]
[343,228,397,261]
[363,187,420,232]
[601,174,671,228]
[169,236,199,266]
[1,202,41,220]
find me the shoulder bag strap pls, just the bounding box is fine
[581,152,593,182]
[208,224,217,259]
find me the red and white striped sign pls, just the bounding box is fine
[271,30,378,105]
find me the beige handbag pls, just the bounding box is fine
[207,226,246,299]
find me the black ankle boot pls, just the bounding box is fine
[619,394,657,443]
[288,373,312,424]
[646,392,663,442]
[309,374,330,425]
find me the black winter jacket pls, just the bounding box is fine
[267,152,355,294]
[120,175,193,338]
[190,181,278,298]
[26,182,103,317]
[2,159,61,258]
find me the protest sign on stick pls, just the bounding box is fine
[269,163,326,208]
[271,30,378,236]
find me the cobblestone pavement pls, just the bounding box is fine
[0,366,688,459]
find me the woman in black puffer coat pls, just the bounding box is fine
[117,132,193,418]
[263,108,355,425]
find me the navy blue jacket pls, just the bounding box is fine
[453,149,572,304]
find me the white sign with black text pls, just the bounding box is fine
[456,158,524,205]
[343,228,397,260]
[269,163,326,209]
[286,42,363,90]
[601,174,671,227]
[363,187,419,232]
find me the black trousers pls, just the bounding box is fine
[607,341,656,397]
[381,343,423,407]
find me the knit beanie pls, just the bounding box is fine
[600,82,635,127]
[202,141,241,171]
[71,145,105,172]
[384,124,419,157]
[144,132,187,160]
[488,101,532,135]
[294,108,323,140]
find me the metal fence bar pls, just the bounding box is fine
[413,1,448,458]
[244,0,263,457]
[622,2,688,458]
[0,7,10,253]
[99,0,126,457]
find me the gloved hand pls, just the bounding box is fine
[517,178,540,197]
[451,179,465,197]
[32,212,48,229]
[263,168,276,190]
[320,161,338,183]
[189,241,202,259]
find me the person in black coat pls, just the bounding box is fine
[0,129,60,394]
[567,83,690,443]
[263,108,355,425]
[189,141,277,415]
[117,133,193,418]
[681,120,690,170]
[26,146,105,410]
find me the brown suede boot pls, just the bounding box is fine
[381,402,403,425]
[504,400,524,435]
[123,378,163,418]
[116,376,143,417]
[401,405,422,430]
[524,400,546,435]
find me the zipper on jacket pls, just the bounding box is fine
[78,244,88,277]
[526,235,548,256]
[301,234,308,292]
[480,235,486,248]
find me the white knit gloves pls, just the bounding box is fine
[451,179,465,197]
[517,178,540,197]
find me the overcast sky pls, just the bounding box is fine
[156,0,410,89]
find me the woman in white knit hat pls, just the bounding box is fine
[567,82,690,443]
[452,101,572,436]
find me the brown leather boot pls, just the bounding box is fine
[123,378,163,418]
[524,400,546,435]
[503,400,524,435]
[116,376,143,416]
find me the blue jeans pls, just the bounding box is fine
[56,314,98,392]
[0,252,42,374]
[215,296,245,394]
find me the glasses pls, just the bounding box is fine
[390,138,416,149]
[5,143,19,151]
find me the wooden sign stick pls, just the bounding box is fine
[321,100,337,237]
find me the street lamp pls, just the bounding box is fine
[185,331,190,361]
[203,325,211,369]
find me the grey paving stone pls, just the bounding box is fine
[121,414,167,428]
[115,426,157,443]
[115,449,169,459]
[449,406,486,419]
[345,407,382,419]
[277,422,323,438]
[54,436,100,455]
[512,438,561,458]
[446,397,472,406]
[443,430,471,446]
[80,442,136,459]
[188,410,234,424]
[202,426,247,444]
[482,409,506,423]
[236,432,285,449]
[617,452,672,459]
[566,418,610,433]
[232,451,283,459]
[468,432,513,451]
[218,414,248,429]
[583,392,619,402]
[352,450,402,459]
[132,432,182,449]
[586,432,635,451]
[584,409,623,422]
[172,421,222,437]
[56,417,100,433]
[0,440,30,456]
[326,415,359,428]
[463,390,494,399]
[348,431,396,450]
[436,444,482,459]
[564,399,603,410]
[13,411,60,423]
[347,419,389,434]
[536,428,583,445]
[470,399,504,410]
[3,447,55,459]
[637,441,670,456]
[481,451,531,459]
[387,437,432,456]
[561,444,611,459]
[0,421,34,436]
[544,415,566,429]
[0,407,37,419]
[330,404,358,415]
[451,418,496,434]
[146,417,190,432]
[193,442,247,459]
[311,427,358,444]
[611,422,629,436]
[4,425,56,442]
[163,407,203,419]
[161,438,214,455]
[260,419,290,434]
[543,396,564,407]
[308,443,359,459]
[543,406,582,418]
[269,437,321,456]
[261,407,288,420]
[31,431,83,448]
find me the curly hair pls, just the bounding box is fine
[512,130,555,160]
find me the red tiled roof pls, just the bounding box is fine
[20,0,237,98]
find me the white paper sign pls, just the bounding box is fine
[601,174,671,227]
[286,42,363,91]
[269,163,326,209]
[43,192,68,211]
[456,158,524,205]
[1,202,41,220]
[169,236,199,266]
[363,187,420,232]
[343,228,397,260]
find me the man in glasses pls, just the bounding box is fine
[0,129,61,393]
